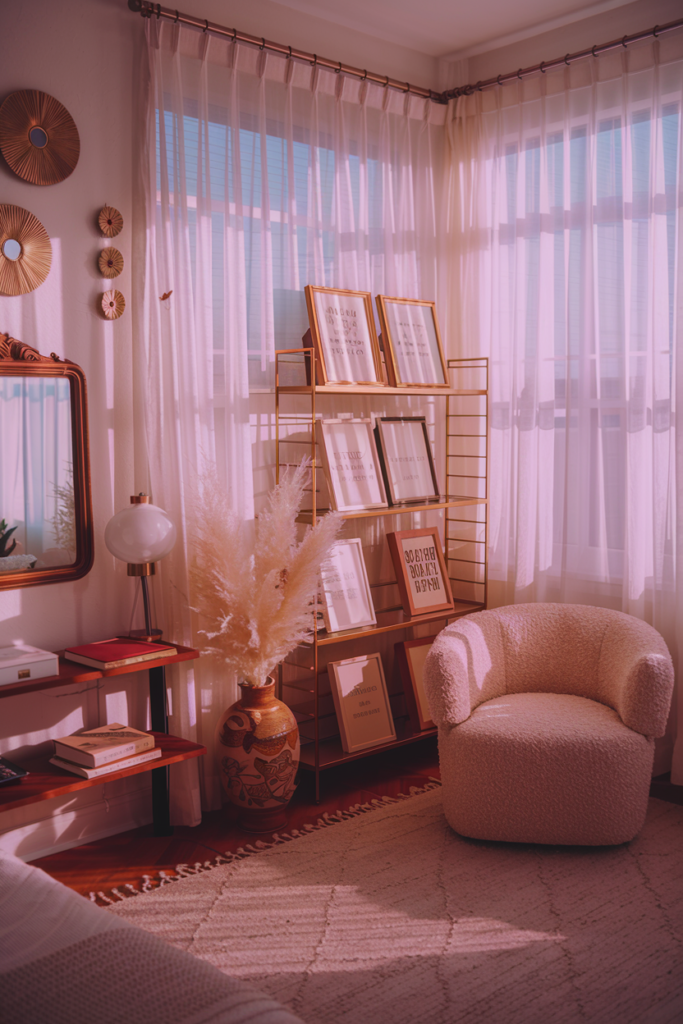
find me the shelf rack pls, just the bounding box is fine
[275,350,488,800]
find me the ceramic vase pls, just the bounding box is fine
[215,677,300,832]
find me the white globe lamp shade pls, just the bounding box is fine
[104,496,176,566]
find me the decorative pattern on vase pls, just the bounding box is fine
[216,678,299,831]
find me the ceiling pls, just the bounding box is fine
[269,0,636,59]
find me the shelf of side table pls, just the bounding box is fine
[0,643,203,836]
[0,732,205,812]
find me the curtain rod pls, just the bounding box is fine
[127,0,442,101]
[443,16,683,99]
[127,2,683,105]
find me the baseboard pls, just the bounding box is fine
[0,776,153,861]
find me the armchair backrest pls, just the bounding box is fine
[424,603,674,737]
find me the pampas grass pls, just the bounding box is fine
[190,461,341,687]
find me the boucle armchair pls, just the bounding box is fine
[424,603,674,846]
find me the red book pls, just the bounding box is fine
[64,638,175,670]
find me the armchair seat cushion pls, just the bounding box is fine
[440,692,654,846]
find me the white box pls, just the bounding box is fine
[0,645,59,686]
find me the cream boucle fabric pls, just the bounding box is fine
[0,849,304,1024]
[423,604,674,845]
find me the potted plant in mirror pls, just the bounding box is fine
[190,462,341,832]
[0,519,35,574]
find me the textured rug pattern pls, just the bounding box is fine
[108,790,683,1023]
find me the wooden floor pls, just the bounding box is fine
[32,738,683,901]
[33,738,441,899]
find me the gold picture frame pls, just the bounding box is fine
[304,285,385,386]
[329,653,396,753]
[395,636,436,731]
[376,296,449,388]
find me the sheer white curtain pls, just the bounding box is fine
[137,19,445,822]
[444,37,683,776]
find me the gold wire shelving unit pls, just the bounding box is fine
[275,349,488,801]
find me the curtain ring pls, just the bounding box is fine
[203,18,209,32]
[259,37,266,50]
[497,74,503,86]
[405,82,410,93]
[621,35,628,48]
[653,25,660,38]
[174,9,179,22]
[517,68,523,80]
[539,61,546,73]
[310,54,317,66]
[384,75,389,87]
[592,44,599,57]
[335,61,342,73]
[475,80,482,91]
[360,69,367,81]
[564,53,571,66]
[156,3,161,19]
[285,45,292,59]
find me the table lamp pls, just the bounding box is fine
[104,494,177,642]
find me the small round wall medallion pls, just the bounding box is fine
[0,205,52,296]
[0,90,80,186]
[98,205,123,238]
[101,289,125,320]
[98,246,123,279]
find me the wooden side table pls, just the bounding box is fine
[0,644,204,837]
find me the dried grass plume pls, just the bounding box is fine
[190,461,342,687]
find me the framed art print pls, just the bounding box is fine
[305,285,385,386]
[387,527,454,618]
[376,296,449,388]
[395,636,436,731]
[328,653,396,753]
[320,539,376,634]
[318,418,388,512]
[375,417,439,505]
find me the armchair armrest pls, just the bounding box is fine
[598,616,674,737]
[424,614,506,729]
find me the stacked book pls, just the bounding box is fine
[50,723,162,779]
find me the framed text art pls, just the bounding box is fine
[320,539,376,634]
[375,417,439,505]
[376,296,449,388]
[318,418,388,512]
[387,527,454,618]
[328,653,396,753]
[304,285,385,386]
[395,636,436,731]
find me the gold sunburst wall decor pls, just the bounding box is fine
[101,289,125,320]
[98,247,124,279]
[98,205,123,237]
[0,205,52,296]
[0,90,80,186]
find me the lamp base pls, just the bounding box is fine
[129,628,164,643]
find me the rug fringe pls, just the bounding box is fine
[90,779,441,906]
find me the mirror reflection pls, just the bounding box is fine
[0,375,76,574]
[29,126,48,148]
[2,239,22,261]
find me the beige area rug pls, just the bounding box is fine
[107,788,683,1024]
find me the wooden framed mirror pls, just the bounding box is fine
[0,333,93,590]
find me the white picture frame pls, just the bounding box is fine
[317,418,388,512]
[328,653,396,753]
[320,539,376,634]
[375,417,439,505]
